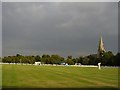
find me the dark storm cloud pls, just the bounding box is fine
[0,1,2,56]
[2,2,118,57]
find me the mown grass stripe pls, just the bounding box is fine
[2,64,118,88]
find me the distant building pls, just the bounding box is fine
[97,34,106,58]
[35,62,41,65]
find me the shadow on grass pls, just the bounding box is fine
[1,87,119,90]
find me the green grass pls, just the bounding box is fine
[0,65,2,89]
[2,64,118,88]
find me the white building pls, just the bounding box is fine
[35,62,41,65]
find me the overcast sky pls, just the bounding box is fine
[0,1,2,57]
[2,2,118,57]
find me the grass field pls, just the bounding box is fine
[2,64,119,89]
[0,65,2,89]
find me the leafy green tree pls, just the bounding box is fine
[2,57,7,63]
[27,56,35,64]
[16,54,21,57]
[66,59,74,65]
[0,57,2,62]
[3,56,12,63]
[2,51,119,66]
[113,52,120,66]
[35,55,41,62]
[78,56,83,64]
[50,54,64,64]
[41,54,50,64]
[68,56,72,59]
[101,51,114,65]
[66,56,74,65]
[72,58,77,64]
[82,57,89,65]
[42,54,50,58]
[87,55,98,65]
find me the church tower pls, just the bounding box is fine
[97,34,106,58]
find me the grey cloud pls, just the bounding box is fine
[2,2,118,57]
[0,1,2,56]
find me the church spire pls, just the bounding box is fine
[97,34,105,58]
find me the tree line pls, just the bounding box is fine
[1,51,120,66]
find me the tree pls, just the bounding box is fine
[50,54,64,64]
[82,57,89,65]
[72,58,77,64]
[66,56,74,65]
[27,56,35,64]
[113,52,120,66]
[16,54,21,57]
[101,51,114,65]
[78,56,83,64]
[42,54,50,58]
[3,56,12,63]
[0,57,2,62]
[41,54,50,64]
[66,59,74,65]
[67,56,72,59]
[35,55,41,62]
[2,51,118,66]
[87,55,98,65]
[13,56,19,63]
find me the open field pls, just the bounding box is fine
[0,65,2,89]
[2,64,119,89]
